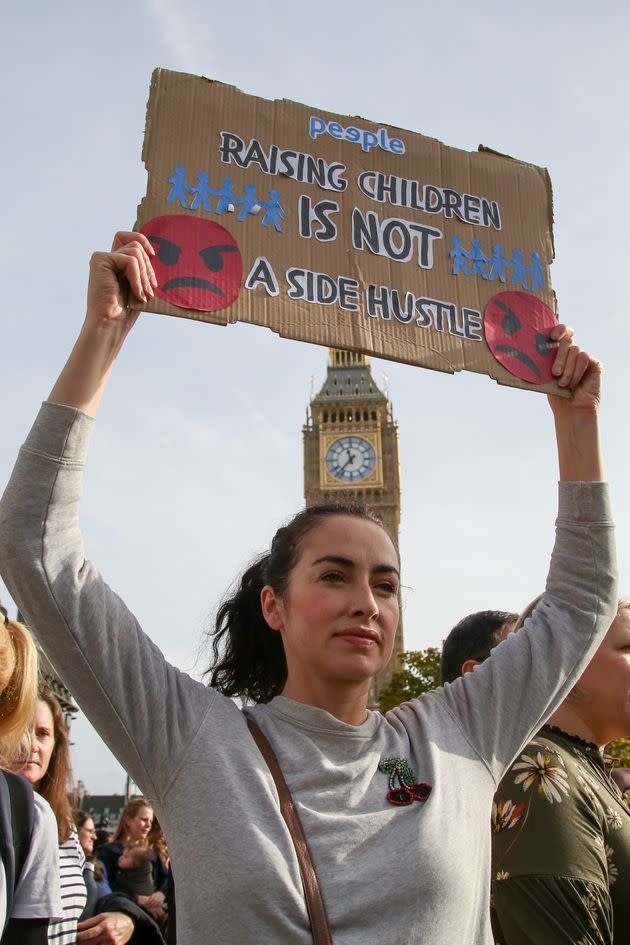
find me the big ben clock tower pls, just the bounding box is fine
[303,348,404,706]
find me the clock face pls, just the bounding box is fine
[326,436,376,483]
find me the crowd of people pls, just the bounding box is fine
[0,229,627,943]
[0,619,175,943]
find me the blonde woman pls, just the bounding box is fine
[0,615,39,763]
[99,797,169,923]
[0,614,61,945]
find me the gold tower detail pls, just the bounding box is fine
[303,349,404,706]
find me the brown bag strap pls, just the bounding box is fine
[247,718,333,945]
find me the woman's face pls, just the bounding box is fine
[573,603,630,744]
[125,806,154,843]
[262,515,400,692]
[15,699,55,787]
[79,817,97,855]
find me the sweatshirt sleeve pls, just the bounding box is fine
[12,794,62,920]
[0,402,217,803]
[436,481,617,783]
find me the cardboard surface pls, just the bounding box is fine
[136,68,561,394]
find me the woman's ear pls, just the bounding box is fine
[460,658,482,677]
[261,585,284,631]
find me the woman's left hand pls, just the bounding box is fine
[547,323,602,414]
[144,891,166,908]
[76,911,135,944]
[137,891,167,920]
[546,323,604,482]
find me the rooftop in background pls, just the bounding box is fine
[76,793,128,830]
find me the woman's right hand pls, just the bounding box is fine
[85,231,157,335]
[77,911,135,944]
[49,231,158,416]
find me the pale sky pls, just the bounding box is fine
[1,0,629,794]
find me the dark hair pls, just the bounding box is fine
[440,610,518,684]
[37,687,74,843]
[94,828,112,850]
[73,809,92,831]
[207,503,389,703]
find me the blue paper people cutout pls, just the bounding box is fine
[260,190,286,232]
[467,240,490,280]
[167,166,193,209]
[487,244,510,284]
[510,249,528,289]
[211,178,239,215]
[165,166,283,231]
[235,184,260,222]
[450,237,545,293]
[528,253,545,292]
[449,236,469,275]
[189,172,213,212]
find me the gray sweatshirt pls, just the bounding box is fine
[0,403,618,945]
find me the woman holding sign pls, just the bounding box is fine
[0,231,617,945]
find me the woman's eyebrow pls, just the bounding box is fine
[373,564,401,579]
[311,555,400,578]
[312,555,354,568]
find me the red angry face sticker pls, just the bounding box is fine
[139,215,242,312]
[484,291,558,385]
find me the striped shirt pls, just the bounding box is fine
[48,827,87,944]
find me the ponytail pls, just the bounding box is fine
[209,555,287,703]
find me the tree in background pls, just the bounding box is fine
[378,648,442,713]
[608,738,630,768]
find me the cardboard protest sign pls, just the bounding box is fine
[136,68,560,393]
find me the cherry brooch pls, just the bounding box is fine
[378,757,432,807]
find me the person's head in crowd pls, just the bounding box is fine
[549,597,630,747]
[443,597,630,750]
[74,810,97,856]
[94,827,112,850]
[441,610,519,684]
[208,502,397,704]
[113,796,154,846]
[0,611,39,765]
[12,685,74,842]
[74,810,107,883]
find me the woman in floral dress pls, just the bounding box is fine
[491,599,630,944]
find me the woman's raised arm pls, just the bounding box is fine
[431,327,616,782]
[546,322,603,482]
[0,234,216,805]
[49,232,156,417]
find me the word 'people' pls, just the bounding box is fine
[450,237,545,292]
[167,166,286,232]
